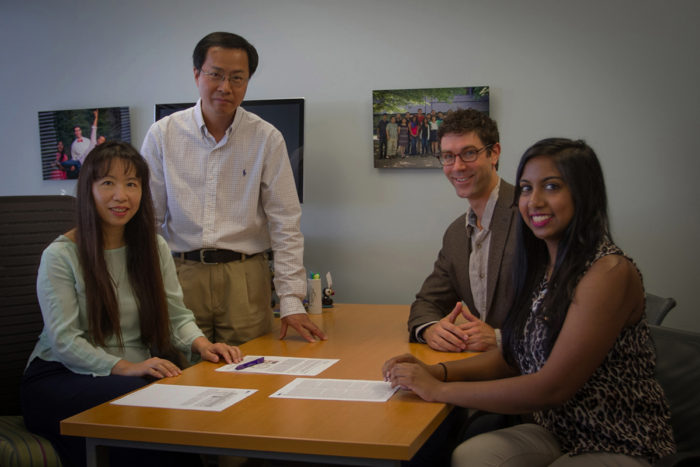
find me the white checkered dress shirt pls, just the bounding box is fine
[141,100,306,317]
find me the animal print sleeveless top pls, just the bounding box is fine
[514,240,675,460]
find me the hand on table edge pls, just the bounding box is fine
[381,353,445,402]
[192,336,243,364]
[111,357,182,379]
[279,312,328,343]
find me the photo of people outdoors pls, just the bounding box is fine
[38,107,131,180]
[373,86,489,169]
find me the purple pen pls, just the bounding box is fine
[235,357,265,370]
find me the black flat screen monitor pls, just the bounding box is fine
[154,98,304,202]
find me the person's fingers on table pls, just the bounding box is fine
[424,323,467,352]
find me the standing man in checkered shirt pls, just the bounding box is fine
[141,32,326,345]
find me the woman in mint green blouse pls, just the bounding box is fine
[22,141,243,467]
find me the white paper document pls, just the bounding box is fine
[270,378,399,402]
[216,355,338,376]
[111,384,256,412]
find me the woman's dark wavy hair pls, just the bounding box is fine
[502,138,610,366]
[75,141,170,353]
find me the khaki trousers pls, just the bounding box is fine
[451,423,652,467]
[174,253,273,346]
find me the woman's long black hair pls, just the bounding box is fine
[502,138,611,366]
[75,141,171,353]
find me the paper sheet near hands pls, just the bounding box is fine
[111,384,256,411]
[217,355,338,376]
[270,378,398,402]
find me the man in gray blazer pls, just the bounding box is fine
[408,109,517,352]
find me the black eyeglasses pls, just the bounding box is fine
[436,144,493,166]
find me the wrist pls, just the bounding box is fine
[111,359,130,375]
[191,336,210,355]
[415,321,437,343]
[430,362,447,381]
[433,379,450,403]
[437,362,448,382]
[279,295,305,318]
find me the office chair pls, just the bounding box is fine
[0,195,75,467]
[650,325,700,466]
[645,293,677,326]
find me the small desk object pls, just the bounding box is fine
[61,304,471,466]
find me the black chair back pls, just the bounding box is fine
[0,195,75,415]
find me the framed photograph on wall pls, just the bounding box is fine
[372,86,489,169]
[38,107,131,180]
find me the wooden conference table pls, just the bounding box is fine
[61,304,473,466]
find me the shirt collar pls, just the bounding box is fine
[193,99,240,141]
[466,177,501,231]
[193,99,205,130]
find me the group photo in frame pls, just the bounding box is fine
[38,106,131,180]
[372,86,489,169]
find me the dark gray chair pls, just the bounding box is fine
[646,293,677,326]
[0,195,75,466]
[650,325,700,466]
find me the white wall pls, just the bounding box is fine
[1,0,699,331]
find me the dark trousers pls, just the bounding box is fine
[379,138,387,157]
[21,358,201,467]
[60,160,81,179]
[421,136,429,154]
